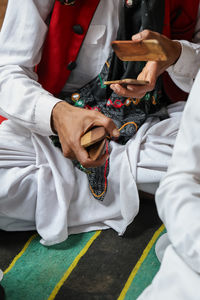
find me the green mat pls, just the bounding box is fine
[1,227,165,300]
[120,225,166,300]
[2,231,100,300]
[0,199,164,300]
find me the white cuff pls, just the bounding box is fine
[35,93,62,136]
[167,40,200,93]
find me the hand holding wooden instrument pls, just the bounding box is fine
[82,40,167,161]
[81,127,107,161]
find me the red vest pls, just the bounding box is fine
[37,0,100,96]
[37,0,199,102]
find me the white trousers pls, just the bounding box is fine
[0,102,185,245]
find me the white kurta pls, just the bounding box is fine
[138,8,200,300]
[138,70,200,300]
[0,0,200,246]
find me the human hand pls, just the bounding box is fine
[51,101,120,168]
[110,29,182,99]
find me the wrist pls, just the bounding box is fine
[51,101,67,133]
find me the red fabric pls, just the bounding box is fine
[37,0,100,95]
[162,0,200,102]
[0,116,6,124]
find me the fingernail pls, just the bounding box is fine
[111,87,117,92]
[132,34,141,41]
[127,85,134,91]
[112,129,120,137]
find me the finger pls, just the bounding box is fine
[64,139,109,168]
[95,115,120,139]
[57,133,75,159]
[80,152,109,169]
[110,83,128,96]
[132,30,158,42]
[85,110,120,140]
[61,145,76,160]
[110,83,146,99]
[76,142,109,168]
[131,32,144,41]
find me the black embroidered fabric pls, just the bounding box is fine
[51,0,170,201]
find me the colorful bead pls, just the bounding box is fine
[124,98,132,106]
[132,98,140,105]
[106,99,113,106]
[144,93,151,101]
[71,93,80,102]
[125,0,133,8]
[75,99,84,107]
[152,96,156,105]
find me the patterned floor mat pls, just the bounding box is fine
[0,199,164,300]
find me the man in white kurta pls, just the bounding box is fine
[0,0,200,246]
[138,12,200,300]
[138,67,200,300]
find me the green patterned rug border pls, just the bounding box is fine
[119,225,166,300]
[2,231,100,300]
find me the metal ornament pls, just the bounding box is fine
[125,0,134,8]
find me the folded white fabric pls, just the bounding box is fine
[0,269,3,282]
[155,233,171,263]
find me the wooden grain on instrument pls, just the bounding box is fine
[104,78,149,86]
[81,127,107,148]
[88,139,106,161]
[112,39,167,61]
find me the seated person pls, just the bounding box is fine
[138,9,200,300]
[0,0,199,245]
[138,64,200,300]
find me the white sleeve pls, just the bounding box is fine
[156,70,200,273]
[167,6,200,93]
[0,0,61,136]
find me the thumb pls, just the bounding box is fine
[132,30,153,42]
[132,32,143,41]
